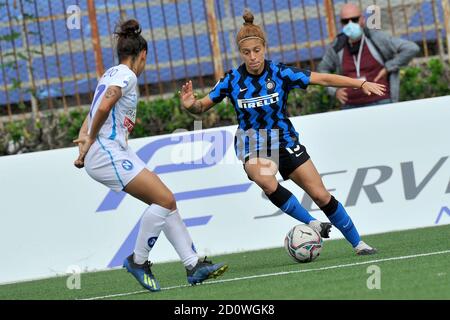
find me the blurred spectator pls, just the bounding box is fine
[318,3,420,109]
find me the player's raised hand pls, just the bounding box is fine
[73,135,94,169]
[361,81,386,96]
[180,80,196,110]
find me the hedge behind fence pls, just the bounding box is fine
[1,58,449,156]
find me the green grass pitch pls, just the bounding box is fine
[0,224,449,300]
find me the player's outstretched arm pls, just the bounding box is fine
[180,80,215,114]
[309,72,386,97]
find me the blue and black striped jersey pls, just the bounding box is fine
[209,60,311,158]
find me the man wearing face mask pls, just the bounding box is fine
[318,3,420,109]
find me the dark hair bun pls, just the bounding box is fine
[243,10,254,25]
[116,19,141,38]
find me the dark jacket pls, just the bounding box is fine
[317,27,420,102]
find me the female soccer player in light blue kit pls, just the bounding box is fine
[181,11,383,255]
[74,19,227,292]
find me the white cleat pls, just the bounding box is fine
[354,241,378,255]
[308,220,332,238]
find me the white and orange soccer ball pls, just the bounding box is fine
[284,224,323,263]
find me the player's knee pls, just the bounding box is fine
[157,194,177,211]
[310,190,331,208]
[254,177,278,195]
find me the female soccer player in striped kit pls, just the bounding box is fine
[181,11,383,255]
[74,19,227,292]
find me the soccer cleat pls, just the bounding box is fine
[354,241,378,255]
[186,256,228,285]
[309,220,332,238]
[123,254,161,292]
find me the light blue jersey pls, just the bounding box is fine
[85,64,145,192]
[88,64,138,149]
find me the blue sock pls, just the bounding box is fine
[327,202,361,247]
[280,195,316,224]
[267,184,316,224]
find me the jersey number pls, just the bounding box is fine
[89,84,107,117]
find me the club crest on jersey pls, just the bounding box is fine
[121,160,134,171]
[266,79,276,90]
[237,93,279,109]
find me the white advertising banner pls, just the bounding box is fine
[0,96,449,284]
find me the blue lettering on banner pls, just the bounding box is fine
[100,130,253,268]
[435,206,450,224]
[97,130,236,212]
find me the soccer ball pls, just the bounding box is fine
[284,224,323,263]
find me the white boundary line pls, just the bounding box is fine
[82,249,450,300]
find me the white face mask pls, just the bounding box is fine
[343,22,363,40]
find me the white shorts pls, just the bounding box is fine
[84,137,146,192]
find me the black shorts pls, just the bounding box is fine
[243,143,310,181]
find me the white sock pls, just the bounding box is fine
[163,209,199,270]
[133,204,173,265]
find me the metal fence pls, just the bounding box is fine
[0,0,449,121]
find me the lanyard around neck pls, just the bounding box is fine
[352,35,365,78]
